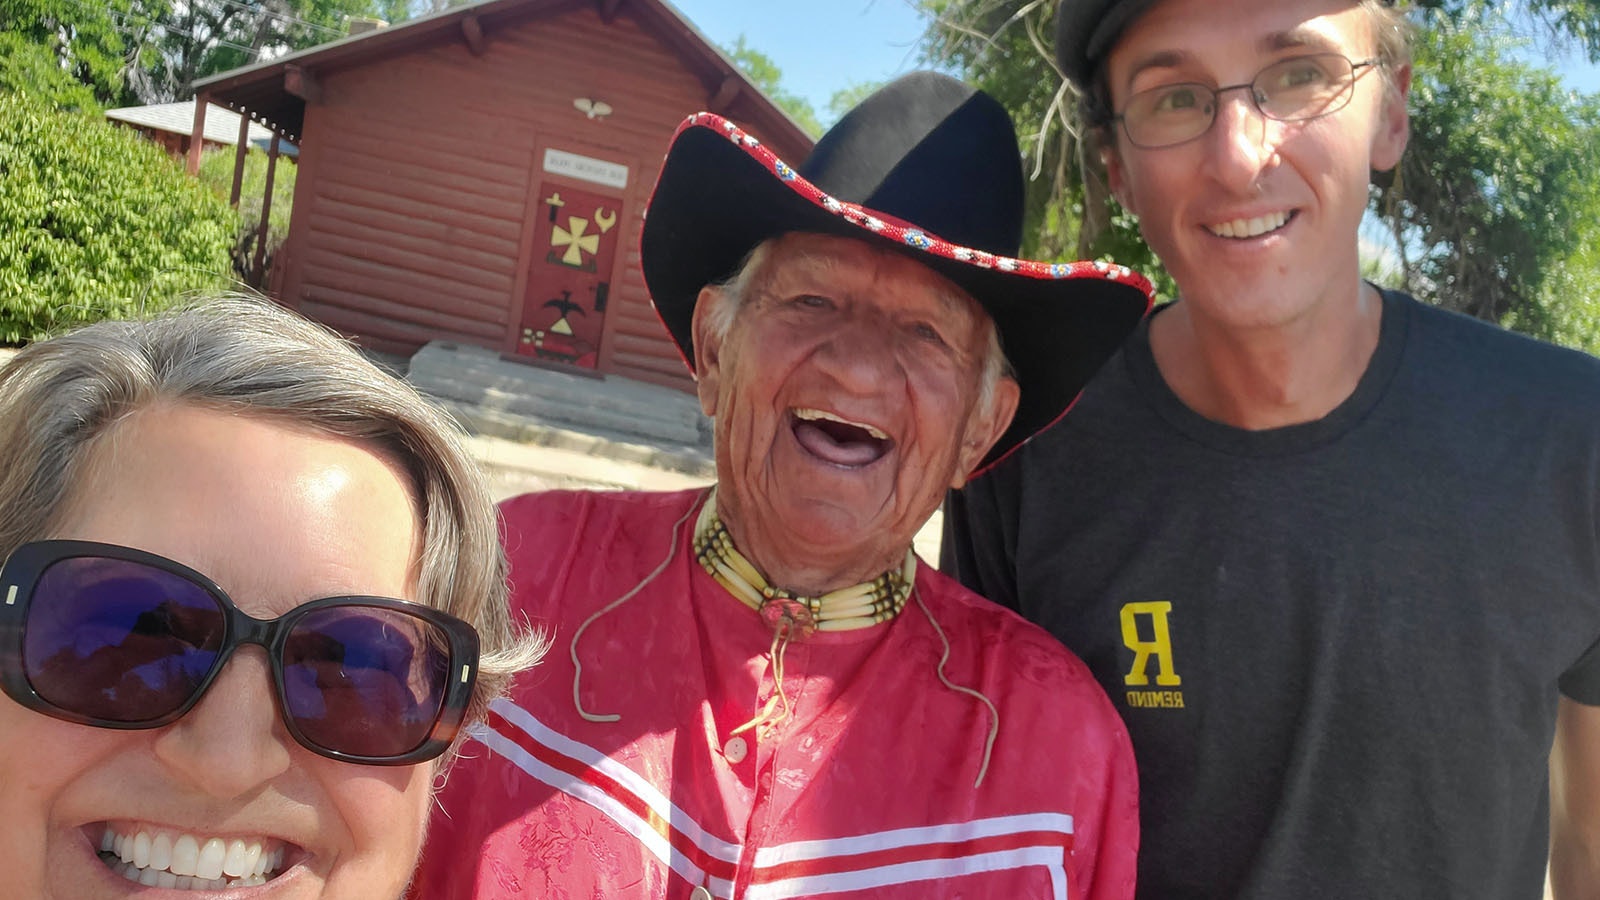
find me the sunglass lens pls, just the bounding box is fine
[23,556,225,723]
[281,606,451,759]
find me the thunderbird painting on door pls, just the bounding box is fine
[517,183,621,368]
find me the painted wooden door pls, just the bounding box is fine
[515,183,623,368]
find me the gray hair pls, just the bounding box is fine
[0,295,545,755]
[702,238,1015,418]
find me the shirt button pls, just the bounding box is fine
[723,735,748,764]
[691,887,713,900]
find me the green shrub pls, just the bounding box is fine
[0,94,235,343]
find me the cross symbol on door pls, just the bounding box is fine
[551,216,600,267]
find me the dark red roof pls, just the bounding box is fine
[193,0,814,151]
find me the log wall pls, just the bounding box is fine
[276,3,809,391]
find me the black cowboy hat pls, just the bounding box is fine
[1057,0,1399,90]
[641,71,1151,471]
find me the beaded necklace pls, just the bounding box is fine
[692,489,915,640]
[692,488,915,736]
[567,487,998,787]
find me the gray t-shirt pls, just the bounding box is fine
[943,289,1600,899]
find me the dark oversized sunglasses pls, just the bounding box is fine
[0,540,479,766]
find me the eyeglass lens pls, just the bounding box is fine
[1122,54,1361,148]
[281,605,450,758]
[20,555,452,759]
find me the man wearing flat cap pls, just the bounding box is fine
[410,72,1152,899]
[945,1,1600,898]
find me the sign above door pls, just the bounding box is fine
[542,148,629,190]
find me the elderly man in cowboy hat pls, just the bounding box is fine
[409,73,1151,899]
[944,1,1600,899]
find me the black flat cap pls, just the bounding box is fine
[1056,0,1397,91]
[1056,0,1157,91]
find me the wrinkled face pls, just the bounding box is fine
[0,404,431,900]
[1103,0,1409,328]
[694,233,1018,581]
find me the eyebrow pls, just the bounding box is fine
[759,247,842,291]
[766,246,974,317]
[1261,25,1342,56]
[1122,49,1188,88]
[1122,26,1347,88]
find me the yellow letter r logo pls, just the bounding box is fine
[1121,601,1181,687]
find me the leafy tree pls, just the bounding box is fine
[139,0,381,101]
[921,0,1600,327]
[2,0,388,106]
[1414,0,1600,59]
[373,0,471,19]
[724,34,824,137]
[921,0,1173,298]
[825,79,886,125]
[1383,8,1600,329]
[0,0,146,106]
[0,31,102,111]
[1517,224,1600,349]
[0,95,235,342]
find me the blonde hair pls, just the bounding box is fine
[1363,0,1414,75]
[0,295,545,751]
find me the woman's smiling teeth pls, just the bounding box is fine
[791,407,892,467]
[1206,210,1291,239]
[98,825,285,890]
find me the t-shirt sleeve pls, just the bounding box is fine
[1560,632,1600,705]
[940,458,1024,612]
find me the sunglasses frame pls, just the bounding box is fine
[0,539,480,766]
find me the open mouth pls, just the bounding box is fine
[96,824,291,890]
[790,407,893,468]
[1205,210,1294,239]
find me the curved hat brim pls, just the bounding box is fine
[642,114,1152,471]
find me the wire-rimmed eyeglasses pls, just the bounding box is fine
[1111,53,1383,149]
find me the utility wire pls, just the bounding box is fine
[68,0,262,56]
[206,0,345,39]
[62,0,336,56]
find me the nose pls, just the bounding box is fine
[1203,88,1279,195]
[151,648,294,799]
[814,315,901,393]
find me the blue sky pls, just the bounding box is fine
[1546,46,1600,93]
[668,0,935,116]
[667,0,1599,113]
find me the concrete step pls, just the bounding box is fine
[407,341,714,469]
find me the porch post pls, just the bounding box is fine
[186,96,208,175]
[252,134,281,279]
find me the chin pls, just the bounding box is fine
[776,493,882,545]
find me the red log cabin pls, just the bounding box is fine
[192,0,812,391]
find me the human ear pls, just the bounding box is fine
[690,286,727,418]
[1102,140,1133,211]
[1371,62,1412,173]
[949,375,1020,489]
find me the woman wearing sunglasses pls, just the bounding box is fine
[0,297,545,899]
